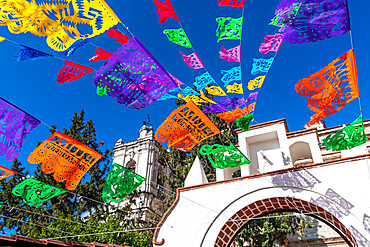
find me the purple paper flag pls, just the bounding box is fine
[94,38,178,109]
[203,97,246,113]
[0,98,41,161]
[203,104,228,113]
[246,91,259,103]
[280,0,350,44]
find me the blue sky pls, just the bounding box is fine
[0,0,367,173]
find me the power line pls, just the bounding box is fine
[0,214,73,235]
[1,205,116,232]
[48,226,159,240]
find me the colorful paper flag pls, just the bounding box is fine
[200,143,250,169]
[203,96,246,113]
[178,90,216,105]
[57,60,94,84]
[27,131,103,191]
[0,165,15,180]
[106,29,129,44]
[319,115,368,151]
[89,47,113,62]
[221,66,241,87]
[102,163,146,203]
[236,112,254,131]
[0,0,121,51]
[205,86,227,96]
[216,17,243,42]
[0,98,40,162]
[259,34,283,54]
[280,0,350,44]
[247,76,265,90]
[12,178,66,208]
[94,37,178,109]
[217,0,245,8]
[16,45,52,61]
[251,58,274,75]
[157,93,179,101]
[194,72,216,91]
[61,40,88,57]
[163,28,192,48]
[155,101,221,151]
[219,45,240,62]
[226,82,243,94]
[180,52,204,69]
[295,49,358,125]
[169,74,184,85]
[153,0,179,23]
[246,91,259,103]
[217,103,255,122]
[270,2,302,27]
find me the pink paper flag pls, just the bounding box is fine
[219,45,240,62]
[259,34,283,54]
[169,74,184,85]
[180,51,204,69]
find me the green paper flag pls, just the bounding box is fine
[163,28,192,48]
[12,178,66,208]
[269,2,302,27]
[319,115,368,151]
[102,163,146,203]
[216,17,243,42]
[236,113,254,131]
[200,143,250,169]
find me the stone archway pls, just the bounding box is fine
[214,197,357,247]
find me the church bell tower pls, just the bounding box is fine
[112,123,167,217]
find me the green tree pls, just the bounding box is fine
[233,213,311,247]
[157,97,237,210]
[0,110,155,247]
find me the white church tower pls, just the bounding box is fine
[112,123,167,218]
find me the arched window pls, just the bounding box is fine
[126,159,136,172]
[289,141,313,166]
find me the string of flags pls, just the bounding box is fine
[0,0,365,218]
[0,0,121,52]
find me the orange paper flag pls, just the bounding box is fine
[295,49,359,125]
[155,101,221,151]
[0,165,15,180]
[28,132,102,190]
[217,103,255,123]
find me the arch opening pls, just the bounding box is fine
[214,197,356,247]
[289,142,313,166]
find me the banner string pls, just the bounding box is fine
[46,209,332,241]
[170,3,238,103]
[1,204,116,232]
[0,214,73,235]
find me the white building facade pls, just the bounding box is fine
[152,118,370,247]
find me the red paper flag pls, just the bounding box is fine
[153,0,179,23]
[57,61,94,84]
[106,29,129,44]
[89,48,113,62]
[217,0,245,8]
